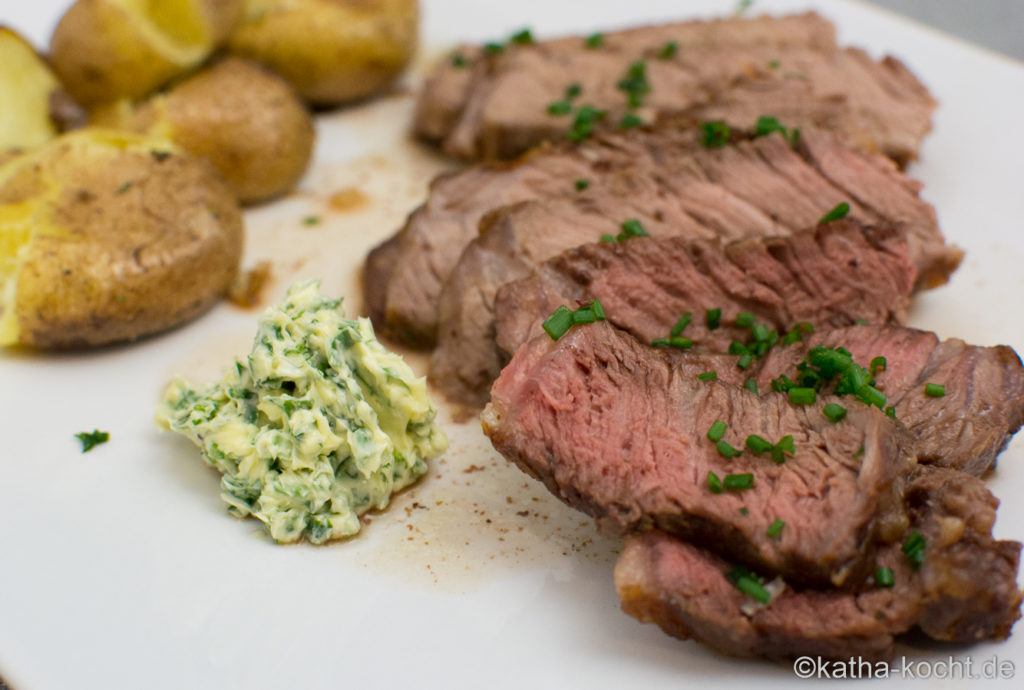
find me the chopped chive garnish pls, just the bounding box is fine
[751,323,770,342]
[616,60,650,108]
[75,429,110,453]
[542,306,573,340]
[619,112,644,129]
[566,104,606,141]
[652,338,669,347]
[752,115,800,147]
[875,566,895,588]
[699,121,731,148]
[925,383,946,397]
[717,441,743,459]
[302,215,321,226]
[858,386,887,409]
[670,312,692,337]
[768,59,780,69]
[572,308,597,324]
[788,387,816,405]
[653,337,693,349]
[547,99,573,115]
[819,201,851,224]
[619,219,649,238]
[902,531,926,570]
[823,402,847,423]
[451,52,468,68]
[737,353,753,370]
[771,375,795,393]
[771,435,795,464]
[745,434,773,454]
[510,28,534,45]
[658,40,678,59]
[575,178,590,191]
[735,312,755,328]
[600,234,615,242]
[708,471,723,494]
[728,342,748,356]
[697,371,718,381]
[885,405,896,419]
[727,566,771,604]
[584,33,604,48]
[706,308,722,330]
[870,356,887,375]
[484,42,505,56]
[707,420,727,442]
[743,379,759,395]
[565,83,582,99]
[739,506,749,515]
[590,299,605,320]
[767,518,785,538]
[855,318,870,326]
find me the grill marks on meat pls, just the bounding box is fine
[483,320,914,587]
[615,467,1022,660]
[492,220,915,383]
[365,126,954,350]
[415,12,935,165]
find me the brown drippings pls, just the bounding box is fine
[226,261,274,308]
[329,187,369,212]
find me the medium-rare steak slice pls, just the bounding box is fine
[615,466,1022,661]
[416,12,935,165]
[483,320,914,587]
[493,220,914,376]
[365,125,955,348]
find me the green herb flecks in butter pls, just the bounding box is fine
[156,280,448,544]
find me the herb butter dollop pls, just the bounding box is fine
[156,280,448,544]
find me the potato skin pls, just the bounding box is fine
[49,0,244,106]
[0,26,64,151]
[0,130,243,348]
[226,0,418,106]
[95,58,315,204]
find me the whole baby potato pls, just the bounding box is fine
[0,129,243,348]
[226,0,418,106]
[93,58,315,204]
[49,0,244,105]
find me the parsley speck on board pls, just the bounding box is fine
[75,429,110,453]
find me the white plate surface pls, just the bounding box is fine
[2,1,1023,689]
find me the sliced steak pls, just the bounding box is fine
[366,125,954,348]
[483,320,914,587]
[416,12,935,165]
[615,466,1022,661]
[493,220,915,373]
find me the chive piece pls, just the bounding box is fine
[619,219,649,238]
[707,420,727,442]
[819,202,851,224]
[616,60,650,108]
[590,299,605,320]
[565,83,582,99]
[724,473,754,490]
[789,387,816,405]
[484,42,505,56]
[739,506,749,515]
[572,308,596,324]
[658,40,678,60]
[75,429,110,453]
[771,435,795,465]
[737,353,753,370]
[697,371,718,381]
[768,59,780,69]
[707,471,723,494]
[717,441,743,459]
[735,312,755,328]
[855,318,870,326]
[619,112,644,129]
[510,28,534,45]
[728,342,748,356]
[699,121,731,148]
[743,379,759,395]
[902,531,926,570]
[542,306,574,340]
[875,566,895,588]
[751,323,770,342]
[771,375,795,393]
[575,178,590,191]
[885,405,896,419]
[566,104,606,141]
[669,337,693,349]
[858,386,887,409]
[745,434,773,454]
[451,53,468,68]
[870,356,887,375]
[670,312,692,337]
[767,518,785,538]
[651,338,670,347]
[823,402,847,423]
[302,215,321,226]
[600,234,615,243]
[585,32,604,48]
[925,383,946,398]
[727,566,771,604]
[547,99,573,115]
[706,308,722,330]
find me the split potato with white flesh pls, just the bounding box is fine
[49,0,244,105]
[0,27,69,152]
[93,58,315,204]
[226,0,419,106]
[0,129,243,348]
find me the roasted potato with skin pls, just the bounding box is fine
[0,27,68,151]
[93,58,315,204]
[0,129,243,348]
[49,0,244,105]
[226,0,418,106]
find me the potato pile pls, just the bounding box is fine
[0,0,419,348]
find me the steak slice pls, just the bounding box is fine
[368,123,953,348]
[483,320,914,587]
[615,466,1022,661]
[493,220,915,374]
[416,12,935,165]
